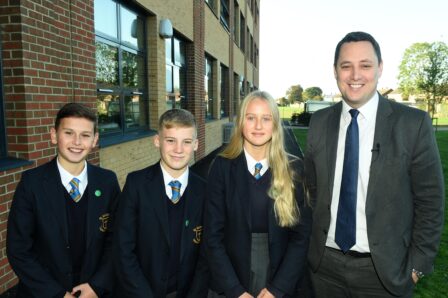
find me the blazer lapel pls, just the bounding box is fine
[234,154,252,228]
[85,164,104,250]
[326,103,342,198]
[149,165,171,246]
[44,159,69,244]
[180,174,202,262]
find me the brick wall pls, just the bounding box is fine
[0,0,96,292]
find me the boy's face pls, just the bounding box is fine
[154,126,198,178]
[50,117,98,170]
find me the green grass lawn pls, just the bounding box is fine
[278,106,303,120]
[293,128,448,297]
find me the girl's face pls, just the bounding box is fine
[242,98,274,153]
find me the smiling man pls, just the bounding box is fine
[305,31,445,297]
[114,109,208,298]
[7,103,120,298]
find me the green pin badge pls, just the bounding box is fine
[95,190,102,197]
[185,220,189,227]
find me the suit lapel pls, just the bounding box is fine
[44,159,69,244]
[149,165,171,246]
[366,96,393,215]
[326,103,342,197]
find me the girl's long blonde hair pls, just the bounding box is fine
[220,91,300,227]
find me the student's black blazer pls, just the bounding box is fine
[7,158,120,298]
[204,153,312,297]
[113,163,208,298]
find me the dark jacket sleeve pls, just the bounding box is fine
[186,240,210,297]
[204,157,245,297]
[89,171,121,294]
[113,174,154,298]
[6,172,66,297]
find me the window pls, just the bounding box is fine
[166,37,187,110]
[240,13,245,52]
[233,73,240,116]
[220,64,229,117]
[205,0,217,13]
[94,0,148,135]
[205,56,214,120]
[220,0,230,31]
[0,35,6,160]
[233,1,239,45]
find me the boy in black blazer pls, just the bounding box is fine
[114,109,208,298]
[7,103,120,298]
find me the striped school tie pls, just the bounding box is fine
[168,180,182,204]
[69,178,82,203]
[253,162,263,180]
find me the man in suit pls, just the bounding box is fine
[7,103,120,298]
[114,109,208,298]
[305,31,445,297]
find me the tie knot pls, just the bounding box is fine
[168,180,182,204]
[349,109,359,119]
[70,177,80,188]
[169,180,181,189]
[253,163,263,179]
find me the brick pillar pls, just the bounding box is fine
[186,0,205,160]
[0,0,97,292]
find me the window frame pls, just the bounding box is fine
[94,0,149,138]
[165,36,187,110]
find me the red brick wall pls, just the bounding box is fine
[0,0,97,292]
[186,0,206,160]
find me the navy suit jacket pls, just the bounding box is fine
[305,95,445,295]
[7,158,120,298]
[113,163,208,298]
[204,153,312,297]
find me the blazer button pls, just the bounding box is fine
[327,204,330,210]
[66,245,70,249]
[323,229,328,235]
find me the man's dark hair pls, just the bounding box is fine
[334,31,382,66]
[55,103,98,132]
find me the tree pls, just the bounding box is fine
[286,84,303,103]
[277,97,288,106]
[398,42,448,118]
[303,87,323,100]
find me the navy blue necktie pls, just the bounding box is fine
[335,109,359,253]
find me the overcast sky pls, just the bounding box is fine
[259,0,448,98]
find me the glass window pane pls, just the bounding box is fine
[165,39,172,63]
[166,65,173,92]
[122,50,144,88]
[173,66,180,93]
[96,41,119,88]
[173,39,185,66]
[124,95,148,129]
[97,94,121,133]
[94,0,118,38]
[120,6,144,50]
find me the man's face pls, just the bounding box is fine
[334,41,383,108]
[50,117,98,170]
[154,126,198,178]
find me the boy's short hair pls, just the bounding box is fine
[55,103,98,132]
[158,109,197,137]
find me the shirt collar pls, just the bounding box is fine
[342,92,379,123]
[56,157,88,187]
[243,148,269,175]
[160,162,189,189]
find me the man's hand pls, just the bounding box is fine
[412,271,419,284]
[257,288,275,298]
[64,292,76,298]
[71,283,98,298]
[239,292,254,298]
